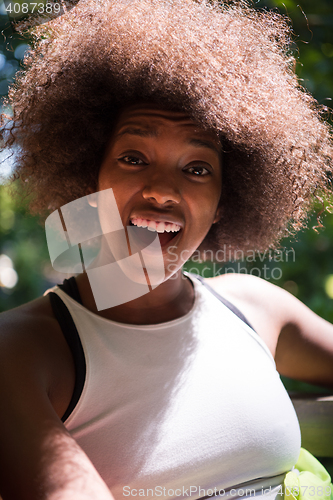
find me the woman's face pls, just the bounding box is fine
[94,104,222,282]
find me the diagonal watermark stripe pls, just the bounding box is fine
[45,188,165,311]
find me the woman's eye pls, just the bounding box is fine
[185,165,211,176]
[119,155,145,165]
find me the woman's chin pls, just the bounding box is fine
[117,257,166,288]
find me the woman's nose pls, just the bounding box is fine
[141,177,181,205]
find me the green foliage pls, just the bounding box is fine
[257,0,333,107]
[0,183,55,310]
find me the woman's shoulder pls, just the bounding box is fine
[0,293,57,334]
[205,272,311,326]
[205,272,293,313]
[0,293,61,342]
[204,273,288,354]
[0,293,75,419]
[206,273,333,388]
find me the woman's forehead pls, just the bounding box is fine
[114,104,220,144]
[118,103,191,121]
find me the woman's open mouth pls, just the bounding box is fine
[128,217,182,250]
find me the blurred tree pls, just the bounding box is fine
[0,182,55,310]
[0,2,60,309]
[257,0,333,106]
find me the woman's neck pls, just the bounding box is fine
[74,270,195,325]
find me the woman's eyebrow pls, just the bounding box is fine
[188,138,221,157]
[114,127,158,140]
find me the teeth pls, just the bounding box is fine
[130,218,181,233]
[156,221,165,233]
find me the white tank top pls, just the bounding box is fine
[45,274,301,500]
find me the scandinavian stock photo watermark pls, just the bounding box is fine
[45,188,296,310]
[168,245,296,281]
[122,485,259,498]
[122,484,331,498]
[45,188,166,311]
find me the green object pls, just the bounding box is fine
[284,448,333,500]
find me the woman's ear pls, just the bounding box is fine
[213,206,221,224]
[86,187,98,208]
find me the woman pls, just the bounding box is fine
[0,1,333,499]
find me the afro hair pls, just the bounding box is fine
[1,0,333,255]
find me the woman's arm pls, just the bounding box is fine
[272,294,333,389]
[208,273,333,388]
[0,311,114,500]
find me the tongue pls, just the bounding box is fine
[128,225,178,250]
[158,231,177,247]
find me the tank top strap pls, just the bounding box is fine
[185,272,256,333]
[47,285,86,422]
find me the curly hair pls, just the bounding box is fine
[1,0,333,255]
